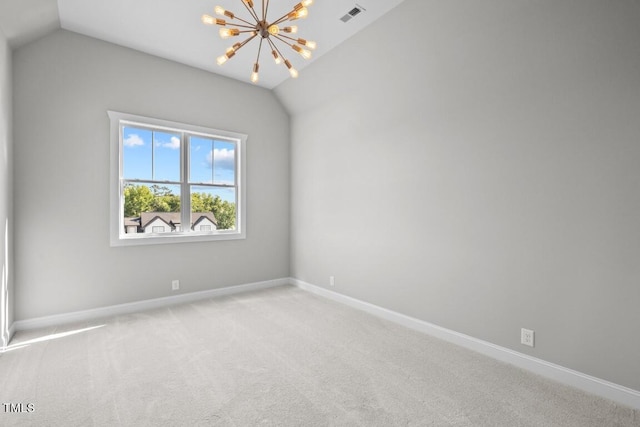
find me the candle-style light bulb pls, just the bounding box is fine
[293,44,312,59]
[272,50,282,65]
[298,38,316,50]
[288,7,308,20]
[285,60,298,78]
[219,28,240,39]
[216,48,236,66]
[214,6,235,18]
[203,15,226,26]
[251,63,259,83]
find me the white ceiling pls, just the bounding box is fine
[1,0,406,89]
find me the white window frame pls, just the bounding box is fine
[108,111,247,246]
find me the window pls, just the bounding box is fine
[109,111,246,246]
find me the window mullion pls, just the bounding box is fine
[151,131,155,181]
[181,132,191,233]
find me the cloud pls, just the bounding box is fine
[157,136,181,150]
[123,134,145,147]
[207,148,235,170]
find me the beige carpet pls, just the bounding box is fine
[0,285,637,426]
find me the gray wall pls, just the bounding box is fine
[13,30,290,320]
[0,27,13,344]
[276,0,640,391]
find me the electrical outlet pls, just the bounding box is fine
[521,328,534,347]
[329,276,335,286]
[172,280,180,291]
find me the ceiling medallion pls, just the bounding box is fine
[202,0,316,83]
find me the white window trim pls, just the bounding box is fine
[108,111,247,246]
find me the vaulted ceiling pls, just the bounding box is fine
[1,0,406,89]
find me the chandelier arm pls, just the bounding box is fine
[240,1,261,23]
[272,34,295,48]
[270,16,289,27]
[230,15,257,26]
[225,23,260,30]
[270,9,297,27]
[235,33,259,52]
[264,0,271,22]
[255,37,264,64]
[269,38,290,63]
[266,37,278,51]
[269,38,299,77]
[276,33,299,43]
[266,37,282,59]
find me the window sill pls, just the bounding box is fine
[110,230,246,247]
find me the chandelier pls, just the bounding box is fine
[202,0,316,83]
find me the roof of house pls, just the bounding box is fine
[124,218,140,227]
[139,212,217,229]
[141,214,173,229]
[193,213,217,228]
[140,212,178,229]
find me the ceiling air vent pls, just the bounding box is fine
[340,4,366,23]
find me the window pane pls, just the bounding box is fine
[190,185,236,231]
[189,137,236,185]
[189,136,213,183]
[213,140,236,185]
[153,131,181,182]
[123,183,181,234]
[123,127,152,180]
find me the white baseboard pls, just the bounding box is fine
[291,278,640,411]
[13,278,289,332]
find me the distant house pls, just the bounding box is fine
[124,212,217,234]
[124,217,141,234]
[192,214,217,232]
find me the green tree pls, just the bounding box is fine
[213,197,236,230]
[191,192,236,230]
[124,184,181,216]
[191,192,214,213]
[123,184,154,217]
[150,185,180,212]
[125,185,235,230]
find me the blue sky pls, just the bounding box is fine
[123,126,236,203]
